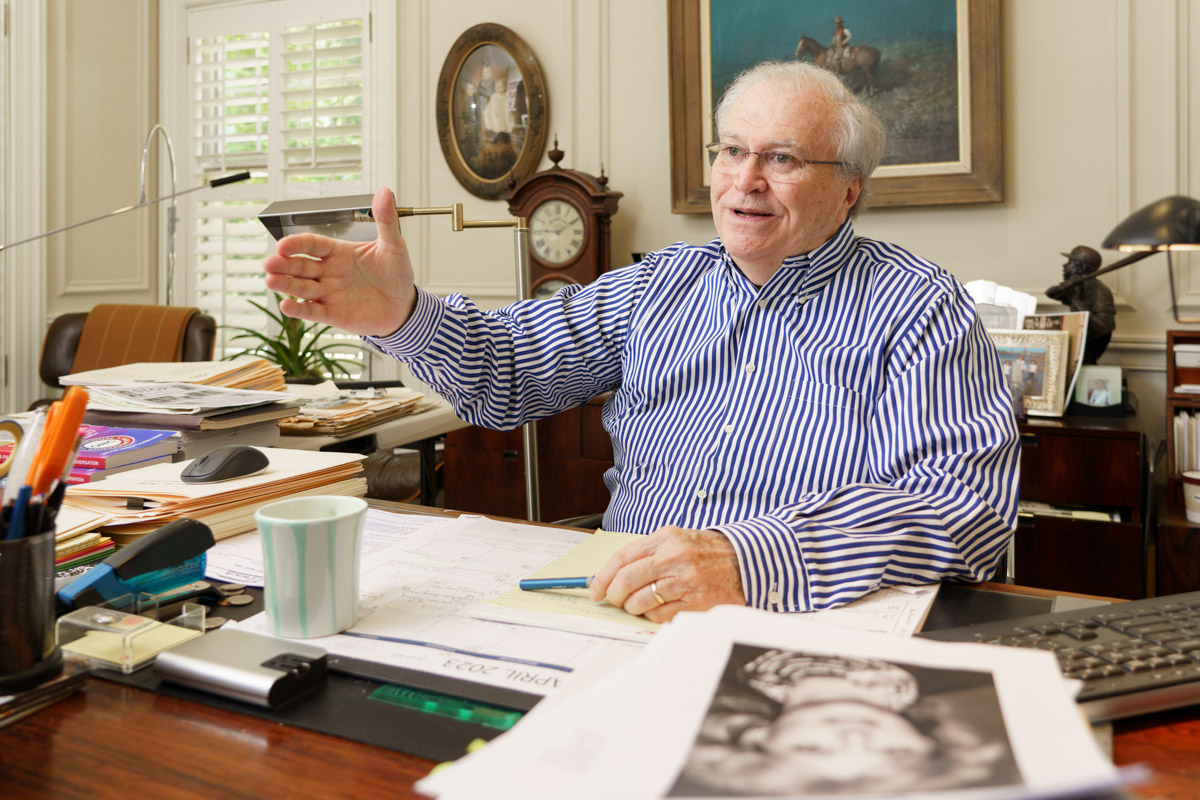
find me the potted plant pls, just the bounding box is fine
[222,292,362,381]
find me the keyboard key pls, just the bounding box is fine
[1145,631,1190,645]
[1033,623,1063,635]
[1125,622,1181,636]
[1124,660,1153,673]
[1111,616,1168,631]
[1064,627,1098,640]
[1170,639,1200,653]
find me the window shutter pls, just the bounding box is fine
[185,1,369,378]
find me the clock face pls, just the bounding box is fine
[530,199,585,266]
[533,276,575,300]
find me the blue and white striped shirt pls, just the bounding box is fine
[369,220,1020,611]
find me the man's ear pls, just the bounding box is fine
[844,176,864,211]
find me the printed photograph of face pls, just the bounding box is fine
[668,646,1021,797]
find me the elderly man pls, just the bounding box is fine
[263,61,1019,623]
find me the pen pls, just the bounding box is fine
[6,485,31,540]
[518,576,594,591]
[1,406,48,506]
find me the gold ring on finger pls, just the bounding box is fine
[651,581,666,606]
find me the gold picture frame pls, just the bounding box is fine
[436,23,549,200]
[990,330,1070,417]
[667,0,1002,213]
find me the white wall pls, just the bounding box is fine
[34,0,1200,455]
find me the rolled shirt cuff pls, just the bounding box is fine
[362,286,446,359]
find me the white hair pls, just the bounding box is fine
[714,61,886,216]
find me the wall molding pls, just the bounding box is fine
[3,0,47,409]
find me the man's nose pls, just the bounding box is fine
[733,154,768,191]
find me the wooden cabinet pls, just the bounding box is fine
[1014,415,1147,599]
[442,397,613,522]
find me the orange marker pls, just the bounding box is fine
[27,386,89,496]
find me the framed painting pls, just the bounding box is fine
[667,0,1002,213]
[990,330,1070,418]
[436,23,549,200]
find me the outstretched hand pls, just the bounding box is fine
[588,526,746,623]
[263,186,417,337]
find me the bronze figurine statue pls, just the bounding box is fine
[1045,245,1116,364]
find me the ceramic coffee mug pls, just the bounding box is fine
[0,418,24,479]
[255,495,367,639]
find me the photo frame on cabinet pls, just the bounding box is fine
[990,330,1070,417]
[1075,365,1123,408]
[436,23,549,200]
[667,0,1002,213]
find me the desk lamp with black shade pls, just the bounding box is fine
[256,196,541,522]
[1102,195,1200,323]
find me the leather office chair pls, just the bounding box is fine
[33,305,216,406]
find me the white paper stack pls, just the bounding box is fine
[418,606,1130,800]
[63,447,366,542]
[61,358,286,392]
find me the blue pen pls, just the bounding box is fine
[6,484,32,540]
[519,576,593,591]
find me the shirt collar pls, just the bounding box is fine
[714,218,857,295]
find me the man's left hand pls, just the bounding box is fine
[588,526,746,623]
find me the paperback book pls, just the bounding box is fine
[0,424,178,469]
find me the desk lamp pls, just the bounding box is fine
[0,121,249,305]
[1102,195,1200,323]
[257,195,541,522]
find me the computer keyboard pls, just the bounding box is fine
[921,590,1200,722]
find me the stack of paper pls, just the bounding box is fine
[279,383,433,436]
[418,606,1129,800]
[62,358,286,392]
[63,447,366,542]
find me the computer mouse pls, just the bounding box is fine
[181,444,271,483]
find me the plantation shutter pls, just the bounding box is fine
[185,0,369,377]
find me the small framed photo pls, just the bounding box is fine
[1075,365,1122,408]
[989,329,1070,417]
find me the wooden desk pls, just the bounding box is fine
[3,583,1199,799]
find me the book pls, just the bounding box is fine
[0,424,178,469]
[65,453,176,484]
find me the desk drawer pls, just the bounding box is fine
[1019,430,1142,514]
[1014,515,1144,599]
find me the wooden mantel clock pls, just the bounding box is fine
[506,141,622,299]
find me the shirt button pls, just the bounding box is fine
[723,423,735,434]
[769,591,781,605]
[744,363,756,374]
[694,488,708,500]
[757,299,768,309]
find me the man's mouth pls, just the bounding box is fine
[733,208,772,219]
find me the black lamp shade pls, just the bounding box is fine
[1102,195,1200,251]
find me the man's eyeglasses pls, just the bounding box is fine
[705,142,844,183]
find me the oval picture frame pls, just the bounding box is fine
[436,23,549,200]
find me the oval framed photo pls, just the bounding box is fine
[435,23,549,200]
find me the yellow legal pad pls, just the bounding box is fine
[489,529,661,631]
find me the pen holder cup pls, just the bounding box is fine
[0,528,63,693]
